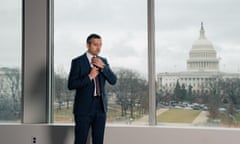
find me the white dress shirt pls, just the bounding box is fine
[86,51,98,96]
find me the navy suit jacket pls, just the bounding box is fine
[68,53,117,115]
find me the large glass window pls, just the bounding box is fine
[155,0,240,127]
[0,0,22,122]
[54,0,148,124]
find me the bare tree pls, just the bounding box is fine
[106,68,148,119]
[0,67,21,119]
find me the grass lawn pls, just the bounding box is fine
[54,105,123,123]
[54,107,74,122]
[234,114,240,121]
[157,109,201,123]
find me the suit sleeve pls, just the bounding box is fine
[68,59,91,90]
[101,58,117,85]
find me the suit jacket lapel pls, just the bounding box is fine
[97,57,104,88]
[83,53,91,72]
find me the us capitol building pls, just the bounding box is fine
[157,23,240,93]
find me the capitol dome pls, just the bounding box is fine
[187,22,219,72]
[192,39,213,49]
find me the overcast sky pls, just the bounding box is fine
[1,0,240,76]
[0,0,21,69]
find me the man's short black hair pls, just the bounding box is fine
[86,33,101,44]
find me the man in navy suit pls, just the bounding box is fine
[68,34,117,144]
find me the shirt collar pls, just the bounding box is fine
[86,51,97,66]
[86,51,94,60]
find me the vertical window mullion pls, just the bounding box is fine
[148,0,156,125]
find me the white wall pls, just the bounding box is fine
[0,125,239,144]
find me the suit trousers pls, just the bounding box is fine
[74,96,106,144]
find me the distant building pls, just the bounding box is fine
[187,22,219,72]
[157,23,240,93]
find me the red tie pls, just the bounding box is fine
[92,57,101,96]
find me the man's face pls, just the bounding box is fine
[87,38,102,55]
